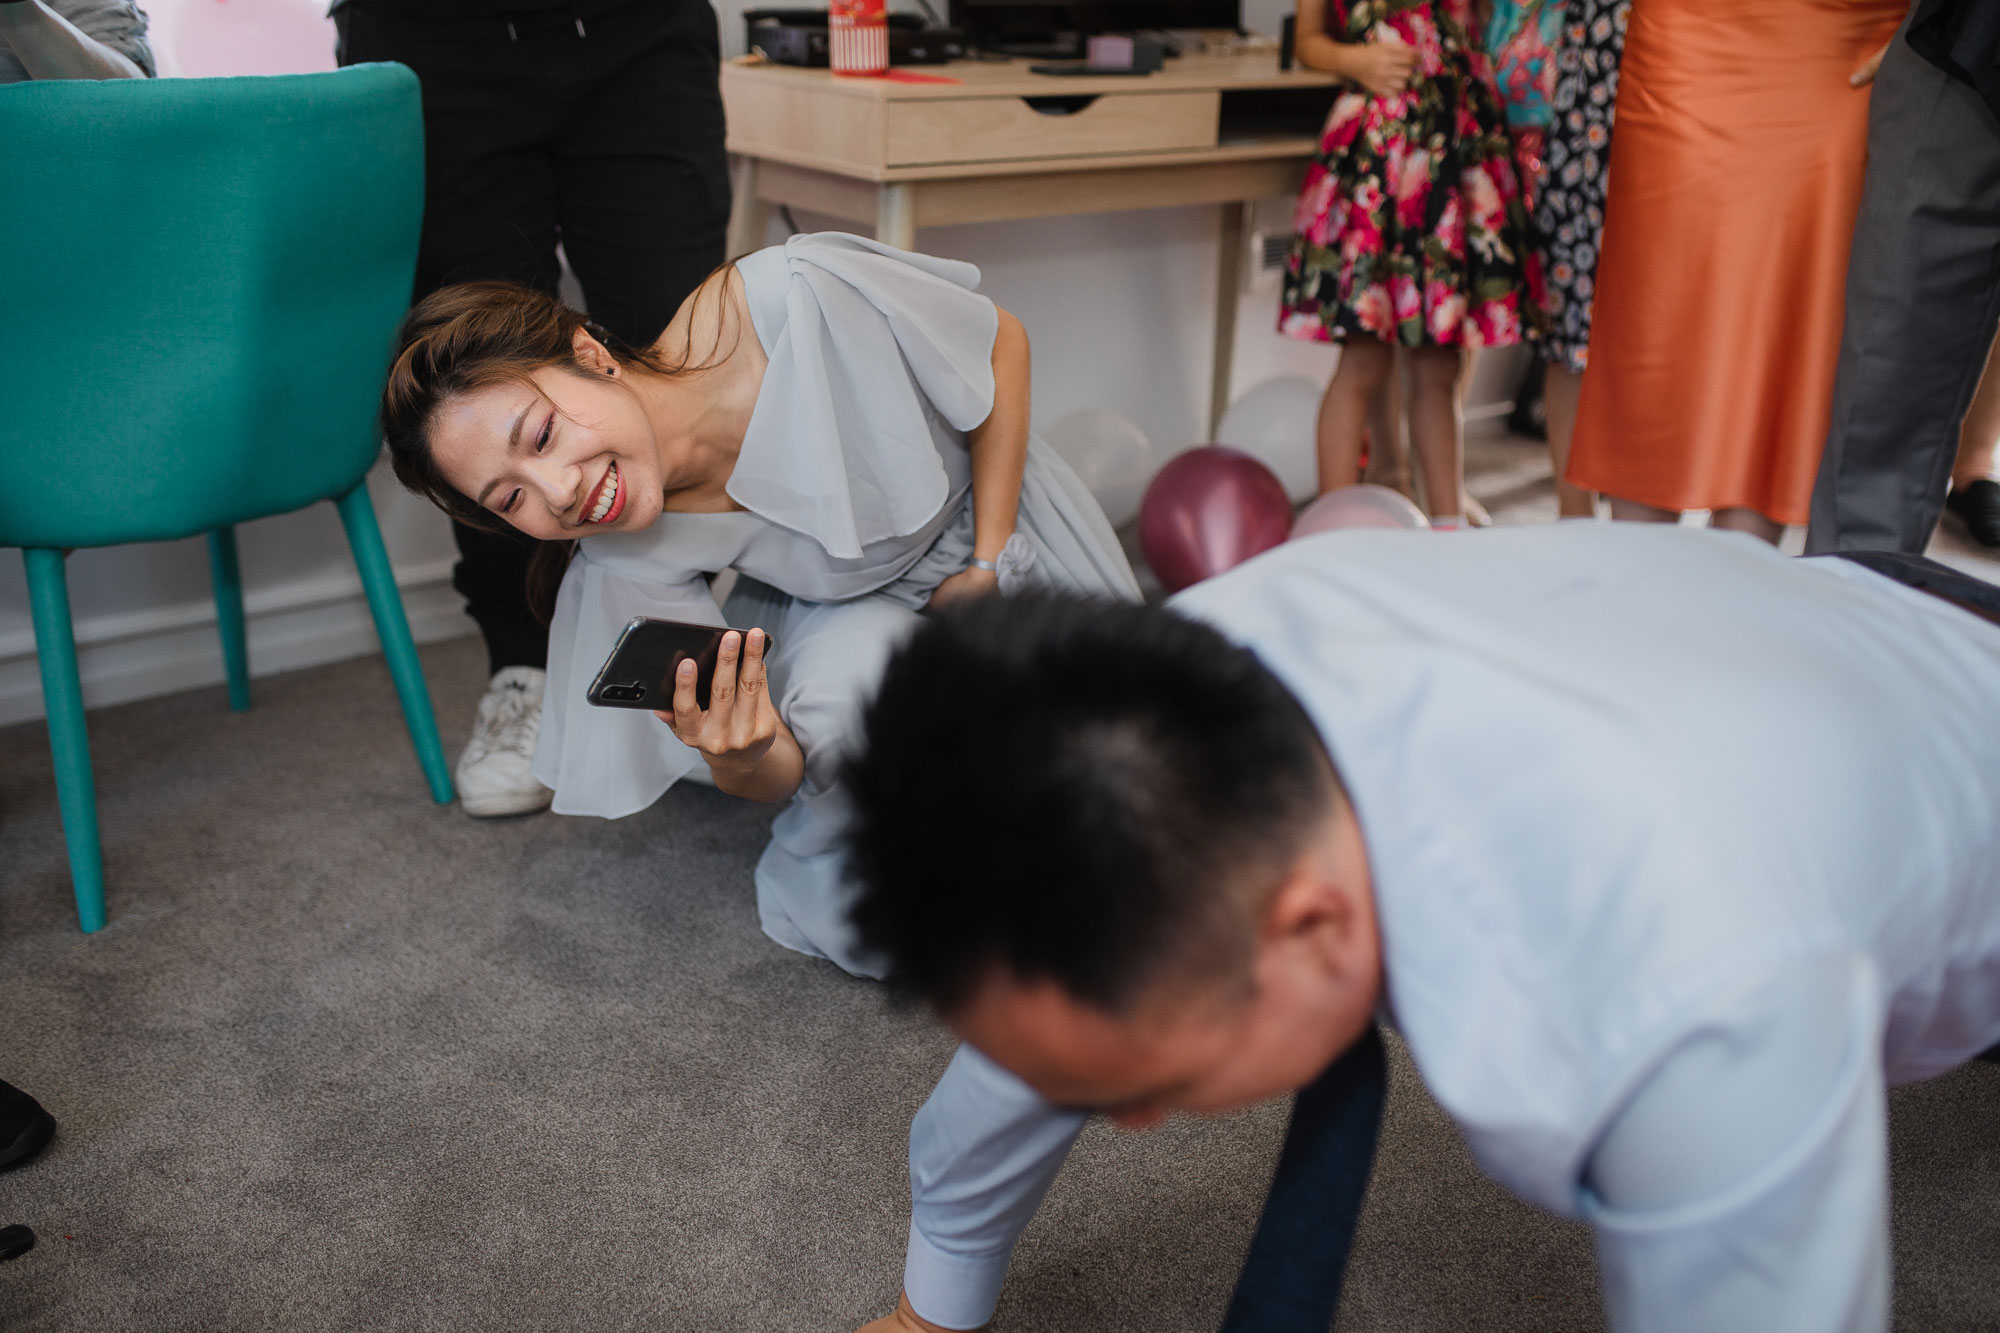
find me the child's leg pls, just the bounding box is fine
[1453,348,1492,527]
[1543,363,1598,518]
[1318,336,1395,495]
[1406,345,1467,522]
[1361,361,1413,498]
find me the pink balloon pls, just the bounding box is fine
[1290,484,1430,539]
[1138,446,1295,593]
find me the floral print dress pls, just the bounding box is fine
[1281,0,1542,349]
[1533,0,1630,374]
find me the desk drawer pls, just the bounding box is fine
[884,91,1218,167]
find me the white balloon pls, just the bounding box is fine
[1217,376,1324,503]
[1041,409,1157,528]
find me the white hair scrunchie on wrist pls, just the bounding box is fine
[990,533,1037,595]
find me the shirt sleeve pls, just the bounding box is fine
[903,1043,1088,1330]
[532,555,728,818]
[51,0,156,76]
[1582,953,1890,1333]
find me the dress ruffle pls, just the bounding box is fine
[732,233,999,559]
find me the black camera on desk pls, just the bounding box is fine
[744,9,969,65]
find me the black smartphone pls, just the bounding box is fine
[585,618,774,711]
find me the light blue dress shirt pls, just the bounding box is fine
[903,525,2000,1331]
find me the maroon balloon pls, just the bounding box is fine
[1138,446,1295,593]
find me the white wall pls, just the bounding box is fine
[0,0,1523,727]
[0,469,473,727]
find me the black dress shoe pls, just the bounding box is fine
[0,1225,33,1262]
[1946,478,2000,547]
[0,1080,55,1172]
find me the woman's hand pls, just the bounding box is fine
[926,564,1001,610]
[1851,39,1890,88]
[653,629,805,802]
[1346,35,1419,99]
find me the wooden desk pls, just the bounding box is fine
[721,52,1340,434]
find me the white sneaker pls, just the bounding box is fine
[456,666,554,817]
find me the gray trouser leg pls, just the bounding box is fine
[721,576,921,976]
[1806,32,2000,554]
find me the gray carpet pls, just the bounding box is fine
[2,433,1996,1331]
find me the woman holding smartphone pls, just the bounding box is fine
[380,232,1139,972]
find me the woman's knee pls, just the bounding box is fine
[773,601,922,775]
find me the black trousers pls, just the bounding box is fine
[1804,23,2000,556]
[1824,548,2000,628]
[1220,1028,1387,1333]
[336,0,731,674]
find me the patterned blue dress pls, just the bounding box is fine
[1533,0,1630,374]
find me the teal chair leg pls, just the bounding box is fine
[335,483,455,805]
[22,548,108,933]
[207,527,252,711]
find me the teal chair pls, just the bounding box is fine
[0,65,454,933]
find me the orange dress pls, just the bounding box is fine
[1565,0,1905,524]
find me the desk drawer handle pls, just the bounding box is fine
[1021,95,1101,116]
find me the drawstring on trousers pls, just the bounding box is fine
[503,10,587,42]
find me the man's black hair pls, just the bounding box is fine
[844,592,1342,1014]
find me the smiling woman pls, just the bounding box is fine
[376,232,1141,973]
[381,275,742,595]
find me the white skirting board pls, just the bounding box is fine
[0,560,477,729]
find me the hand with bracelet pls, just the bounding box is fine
[925,306,1032,611]
[925,554,1001,608]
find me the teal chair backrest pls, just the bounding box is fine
[0,65,423,550]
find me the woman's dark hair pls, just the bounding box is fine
[378,275,732,621]
[844,592,1344,1015]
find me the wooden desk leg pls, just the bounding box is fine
[876,183,916,251]
[1210,199,1248,438]
[727,154,772,259]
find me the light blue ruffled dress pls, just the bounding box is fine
[533,232,1139,972]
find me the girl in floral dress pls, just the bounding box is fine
[1284,0,1541,527]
